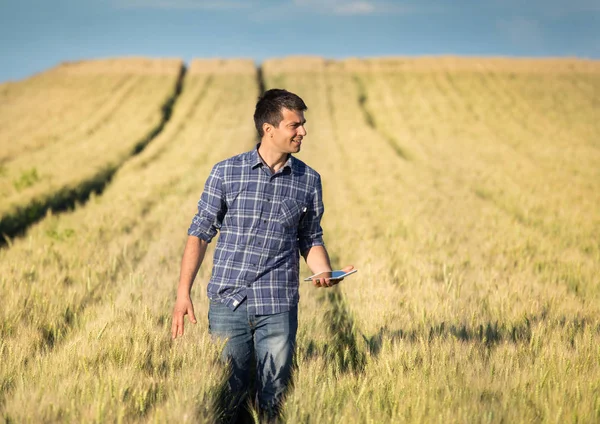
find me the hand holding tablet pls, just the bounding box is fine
[305,267,357,288]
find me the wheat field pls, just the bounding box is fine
[0,58,182,239]
[1,56,599,423]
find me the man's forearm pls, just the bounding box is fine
[177,235,209,298]
[303,245,333,274]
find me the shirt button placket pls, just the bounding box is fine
[263,196,271,224]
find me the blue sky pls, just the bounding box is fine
[0,0,599,83]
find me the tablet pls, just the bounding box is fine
[303,269,358,281]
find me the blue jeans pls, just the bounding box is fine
[208,299,298,422]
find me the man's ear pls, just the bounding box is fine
[263,122,275,137]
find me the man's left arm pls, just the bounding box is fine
[302,245,354,288]
[299,175,353,288]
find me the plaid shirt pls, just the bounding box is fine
[188,145,325,315]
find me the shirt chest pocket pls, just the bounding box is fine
[278,199,307,229]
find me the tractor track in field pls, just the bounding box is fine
[133,73,214,170]
[0,64,187,248]
[352,73,412,161]
[316,72,381,375]
[257,65,266,96]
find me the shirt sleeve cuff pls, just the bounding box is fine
[187,226,215,243]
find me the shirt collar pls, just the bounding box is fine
[251,143,296,175]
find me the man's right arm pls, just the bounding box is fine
[177,235,209,298]
[172,163,226,339]
[171,236,208,339]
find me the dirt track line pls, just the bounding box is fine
[256,64,266,96]
[352,73,412,161]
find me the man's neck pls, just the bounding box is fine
[257,142,289,173]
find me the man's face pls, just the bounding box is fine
[265,108,307,154]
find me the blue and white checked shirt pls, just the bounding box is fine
[188,145,325,315]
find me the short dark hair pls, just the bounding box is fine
[254,89,307,138]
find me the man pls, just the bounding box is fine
[171,89,353,422]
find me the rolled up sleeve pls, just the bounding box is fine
[298,175,325,255]
[188,164,226,243]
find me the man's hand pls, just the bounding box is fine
[312,265,355,288]
[171,296,197,339]
[171,236,207,339]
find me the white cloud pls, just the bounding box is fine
[334,2,375,15]
[116,0,442,15]
[292,0,440,16]
[117,0,254,10]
